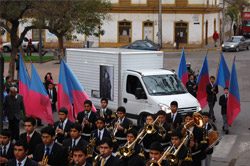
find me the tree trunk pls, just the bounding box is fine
[57,35,64,60]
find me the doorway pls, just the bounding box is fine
[143,21,154,41]
[175,22,188,44]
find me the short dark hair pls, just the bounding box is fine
[70,123,82,132]
[14,141,28,151]
[101,98,108,104]
[170,101,178,107]
[210,76,215,79]
[24,117,36,126]
[116,106,126,114]
[96,117,105,123]
[150,142,164,152]
[72,146,87,155]
[59,107,68,115]
[99,137,113,148]
[84,100,92,107]
[0,129,11,138]
[127,128,138,137]
[224,87,229,90]
[41,126,55,136]
[157,110,167,116]
[171,130,182,139]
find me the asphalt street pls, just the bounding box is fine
[3,48,250,166]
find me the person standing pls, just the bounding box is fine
[186,74,198,98]
[4,87,25,141]
[219,87,229,134]
[206,76,218,122]
[71,147,91,166]
[166,101,183,129]
[97,98,114,125]
[212,31,219,47]
[46,81,57,112]
[233,24,237,36]
[27,39,32,56]
[0,130,14,165]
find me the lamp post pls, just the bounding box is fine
[158,0,162,48]
[0,43,4,132]
[221,0,225,44]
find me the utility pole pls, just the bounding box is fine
[0,38,4,133]
[39,29,42,63]
[221,0,225,44]
[158,0,162,48]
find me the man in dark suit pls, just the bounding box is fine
[4,87,25,141]
[186,74,198,98]
[77,100,98,141]
[219,87,229,134]
[206,76,219,121]
[46,81,57,112]
[0,129,14,165]
[97,98,114,125]
[112,106,132,151]
[166,101,183,129]
[7,141,38,166]
[19,117,42,158]
[97,138,121,166]
[54,108,74,144]
[62,123,88,152]
[71,147,91,166]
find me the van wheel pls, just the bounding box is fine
[138,113,149,127]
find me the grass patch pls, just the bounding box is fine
[2,53,55,63]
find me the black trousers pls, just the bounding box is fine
[8,118,20,141]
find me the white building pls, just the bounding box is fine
[1,0,224,48]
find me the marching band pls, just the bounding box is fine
[0,99,220,166]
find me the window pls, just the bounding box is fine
[126,75,147,99]
[118,21,132,43]
[143,21,154,41]
[32,29,45,41]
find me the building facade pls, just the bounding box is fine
[1,0,223,48]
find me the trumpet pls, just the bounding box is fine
[149,146,173,166]
[40,154,49,166]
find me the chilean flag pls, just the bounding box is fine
[227,57,240,125]
[215,53,230,88]
[26,64,54,124]
[18,54,30,107]
[58,60,96,121]
[197,55,210,108]
[178,49,188,85]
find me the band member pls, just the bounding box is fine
[206,76,218,122]
[62,123,88,152]
[71,147,91,166]
[96,138,121,166]
[0,129,14,165]
[156,110,172,148]
[7,141,38,166]
[54,107,73,144]
[33,126,68,165]
[169,130,192,166]
[112,106,132,150]
[202,112,216,166]
[97,98,114,125]
[19,117,42,158]
[166,101,183,129]
[46,81,57,112]
[77,100,98,141]
[91,117,112,147]
[186,74,198,98]
[141,114,160,159]
[219,87,229,134]
[146,142,167,166]
[119,129,145,166]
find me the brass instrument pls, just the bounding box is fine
[157,122,167,138]
[92,154,102,166]
[40,154,49,166]
[86,136,96,158]
[182,112,204,135]
[149,146,173,166]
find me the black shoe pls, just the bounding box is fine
[225,130,229,134]
[222,126,225,131]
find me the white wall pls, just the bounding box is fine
[204,13,219,39]
[188,0,206,4]
[162,0,175,4]
[131,0,147,4]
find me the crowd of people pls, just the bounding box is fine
[0,71,226,166]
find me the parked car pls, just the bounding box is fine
[222,36,250,52]
[2,37,40,52]
[122,40,161,51]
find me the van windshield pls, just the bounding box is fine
[142,74,187,95]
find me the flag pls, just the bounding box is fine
[227,57,240,125]
[26,64,53,124]
[197,55,210,108]
[18,54,30,107]
[178,49,188,85]
[58,60,96,121]
[215,53,230,88]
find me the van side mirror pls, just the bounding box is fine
[135,87,147,99]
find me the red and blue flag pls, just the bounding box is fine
[26,64,53,124]
[178,49,188,85]
[216,53,230,88]
[227,57,240,125]
[58,60,96,121]
[197,55,210,108]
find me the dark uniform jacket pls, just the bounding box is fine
[19,131,42,155]
[166,112,183,129]
[4,94,25,121]
[96,155,121,166]
[97,108,114,124]
[91,128,112,146]
[206,83,218,103]
[54,119,73,143]
[77,111,98,138]
[219,94,228,115]
[186,80,198,97]
[121,154,145,166]
[0,142,14,160]
[7,158,38,166]
[62,136,88,151]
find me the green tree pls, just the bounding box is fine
[0,1,35,78]
[34,0,110,59]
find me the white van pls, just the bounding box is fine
[66,48,201,125]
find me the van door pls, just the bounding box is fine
[122,73,150,120]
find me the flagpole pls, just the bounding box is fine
[214,52,221,85]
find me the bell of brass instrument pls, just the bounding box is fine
[40,154,49,166]
[86,136,96,158]
[92,154,102,166]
